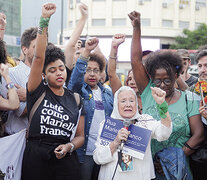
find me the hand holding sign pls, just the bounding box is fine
[114,128,130,146]
[101,117,152,160]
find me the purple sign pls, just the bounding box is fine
[100,117,152,159]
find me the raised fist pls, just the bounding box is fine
[151,87,166,105]
[42,3,56,18]
[79,3,88,18]
[112,34,125,48]
[85,37,99,52]
[128,11,141,28]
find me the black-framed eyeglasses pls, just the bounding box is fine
[86,68,100,74]
[153,79,172,86]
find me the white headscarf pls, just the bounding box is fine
[111,86,140,121]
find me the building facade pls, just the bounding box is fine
[63,0,207,76]
[64,0,207,47]
[0,0,21,57]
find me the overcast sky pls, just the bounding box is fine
[21,0,68,44]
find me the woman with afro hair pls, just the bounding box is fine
[128,11,204,179]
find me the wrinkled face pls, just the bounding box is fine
[152,68,175,97]
[99,71,106,84]
[198,56,207,80]
[181,58,191,73]
[118,90,137,119]
[44,59,67,88]
[24,38,37,66]
[127,71,138,93]
[84,61,100,89]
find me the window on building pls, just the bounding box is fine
[162,20,173,27]
[69,0,73,9]
[161,44,170,49]
[179,21,189,29]
[92,19,105,26]
[195,22,202,29]
[141,18,151,27]
[196,0,206,7]
[179,0,189,4]
[112,18,126,26]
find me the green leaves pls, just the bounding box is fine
[170,23,207,49]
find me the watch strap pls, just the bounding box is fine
[6,82,15,89]
[67,142,75,153]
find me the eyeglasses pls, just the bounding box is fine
[153,79,172,86]
[85,69,100,74]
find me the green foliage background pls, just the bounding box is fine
[170,23,207,49]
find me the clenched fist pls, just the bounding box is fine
[151,87,166,105]
[42,3,56,18]
[128,11,141,28]
[112,34,125,49]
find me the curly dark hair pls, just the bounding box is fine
[145,50,183,80]
[21,27,38,48]
[43,43,65,73]
[89,53,105,72]
[0,39,6,64]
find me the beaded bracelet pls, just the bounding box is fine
[156,101,168,119]
[38,27,43,35]
[109,56,117,60]
[79,55,90,62]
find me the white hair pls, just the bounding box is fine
[111,86,140,121]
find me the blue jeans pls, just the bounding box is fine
[80,155,100,180]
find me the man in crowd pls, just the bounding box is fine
[189,49,207,180]
[177,49,198,87]
[1,27,37,135]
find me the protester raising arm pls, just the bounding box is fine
[22,3,85,179]
[108,34,125,94]
[64,3,88,70]
[128,11,148,94]
[27,3,56,93]
[68,37,99,93]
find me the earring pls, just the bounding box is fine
[43,78,48,85]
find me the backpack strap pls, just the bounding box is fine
[185,93,189,119]
[74,92,80,107]
[26,91,46,139]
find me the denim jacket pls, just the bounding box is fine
[154,147,193,180]
[68,58,114,163]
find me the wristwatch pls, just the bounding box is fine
[6,82,15,89]
[68,142,75,153]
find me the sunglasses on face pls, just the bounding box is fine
[153,78,172,86]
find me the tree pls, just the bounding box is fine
[170,23,207,49]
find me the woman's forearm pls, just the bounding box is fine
[160,112,171,128]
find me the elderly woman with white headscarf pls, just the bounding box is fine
[93,86,172,180]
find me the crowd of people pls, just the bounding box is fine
[0,2,207,180]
